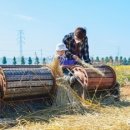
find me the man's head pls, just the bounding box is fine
[56,43,68,56]
[74,27,86,43]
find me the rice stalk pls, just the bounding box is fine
[55,77,99,109]
[77,59,105,76]
[47,56,63,78]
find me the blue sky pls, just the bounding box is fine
[0,0,130,58]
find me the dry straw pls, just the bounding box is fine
[77,59,105,77]
[19,58,100,123]
[47,55,64,78]
[20,77,94,123]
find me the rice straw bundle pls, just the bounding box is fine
[54,78,87,108]
[77,59,105,77]
[47,56,63,78]
[54,77,98,108]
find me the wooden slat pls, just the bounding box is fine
[5,74,53,81]
[86,68,112,73]
[87,72,114,78]
[4,86,51,98]
[85,65,115,74]
[87,77,115,89]
[4,68,50,73]
[5,86,51,94]
[88,77,114,83]
[7,80,54,88]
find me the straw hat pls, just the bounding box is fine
[56,43,68,51]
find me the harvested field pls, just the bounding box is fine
[0,65,130,130]
[2,86,130,130]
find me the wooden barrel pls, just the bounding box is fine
[72,65,116,90]
[0,66,55,100]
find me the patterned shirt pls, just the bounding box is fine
[63,33,91,63]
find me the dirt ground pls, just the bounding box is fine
[1,86,130,130]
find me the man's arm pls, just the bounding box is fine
[63,33,73,45]
[82,37,91,63]
[63,33,74,59]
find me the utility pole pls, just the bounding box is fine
[18,30,25,58]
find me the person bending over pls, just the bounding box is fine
[63,27,91,63]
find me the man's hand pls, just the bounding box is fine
[72,55,80,61]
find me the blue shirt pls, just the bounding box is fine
[58,56,77,66]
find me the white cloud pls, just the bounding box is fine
[0,12,36,22]
[14,14,33,21]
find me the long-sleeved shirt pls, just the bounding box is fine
[63,33,91,63]
[58,55,77,65]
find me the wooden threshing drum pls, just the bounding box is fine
[0,65,55,100]
[72,65,116,90]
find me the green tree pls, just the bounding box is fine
[115,56,119,65]
[13,57,17,65]
[122,57,128,65]
[35,56,40,65]
[28,57,32,65]
[42,57,46,64]
[105,56,109,63]
[109,56,113,64]
[95,56,100,62]
[127,57,130,65]
[119,56,123,65]
[2,56,7,64]
[21,56,25,65]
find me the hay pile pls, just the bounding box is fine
[19,58,99,122]
[10,98,130,130]
[20,77,94,123]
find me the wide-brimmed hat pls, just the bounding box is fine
[56,43,68,51]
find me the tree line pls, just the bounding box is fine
[1,56,46,65]
[1,56,130,65]
[91,56,130,65]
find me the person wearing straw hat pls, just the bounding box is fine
[55,43,78,85]
[63,27,91,64]
[55,43,77,66]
